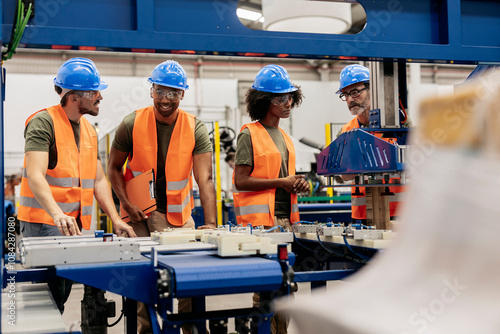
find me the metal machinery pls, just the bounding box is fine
[1,0,499,333]
[317,61,410,229]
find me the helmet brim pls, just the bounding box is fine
[96,81,108,90]
[336,79,369,94]
[148,78,189,90]
[251,85,298,94]
[53,78,108,91]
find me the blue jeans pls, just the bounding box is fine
[20,221,73,314]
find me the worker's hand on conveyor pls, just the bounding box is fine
[282,175,305,194]
[113,219,138,238]
[197,223,216,230]
[293,177,310,194]
[53,212,82,236]
[123,202,148,223]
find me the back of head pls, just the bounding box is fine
[148,60,189,90]
[251,64,297,93]
[54,57,108,91]
[337,64,370,94]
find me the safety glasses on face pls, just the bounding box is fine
[152,88,183,101]
[271,94,293,106]
[339,87,367,101]
[74,90,100,101]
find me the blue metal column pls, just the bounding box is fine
[0,65,4,334]
[0,0,5,324]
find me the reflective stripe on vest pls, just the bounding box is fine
[389,192,405,203]
[234,204,270,217]
[167,192,192,213]
[18,105,97,229]
[168,178,190,191]
[20,195,81,213]
[22,168,95,188]
[232,122,300,227]
[351,195,366,206]
[126,107,196,226]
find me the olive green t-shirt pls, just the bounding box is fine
[112,110,212,213]
[24,110,100,170]
[234,123,291,218]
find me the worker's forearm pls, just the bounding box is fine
[108,167,132,209]
[94,177,121,223]
[27,175,65,218]
[235,176,284,192]
[199,180,217,226]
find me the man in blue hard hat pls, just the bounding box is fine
[336,64,412,222]
[18,57,137,313]
[108,60,216,334]
[336,64,413,136]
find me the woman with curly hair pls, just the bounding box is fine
[232,64,309,333]
[233,64,309,231]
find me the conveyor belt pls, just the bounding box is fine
[153,252,284,298]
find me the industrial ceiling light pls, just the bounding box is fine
[262,0,352,34]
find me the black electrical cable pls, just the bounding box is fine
[315,233,345,258]
[106,296,125,327]
[292,231,318,254]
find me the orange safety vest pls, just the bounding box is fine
[124,107,195,226]
[233,122,300,227]
[18,105,97,229]
[341,117,405,220]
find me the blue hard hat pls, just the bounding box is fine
[148,60,189,90]
[336,64,370,94]
[251,65,297,93]
[53,57,108,91]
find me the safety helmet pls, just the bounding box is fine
[251,65,297,93]
[148,60,189,90]
[336,64,370,94]
[53,57,108,91]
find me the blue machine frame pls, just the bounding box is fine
[0,0,499,64]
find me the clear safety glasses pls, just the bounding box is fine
[74,90,101,101]
[152,88,183,101]
[271,94,293,106]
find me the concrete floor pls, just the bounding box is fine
[61,283,319,334]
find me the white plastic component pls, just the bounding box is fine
[317,226,344,237]
[292,225,317,234]
[20,239,141,268]
[352,229,386,241]
[252,231,294,244]
[206,233,289,257]
[151,229,206,245]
